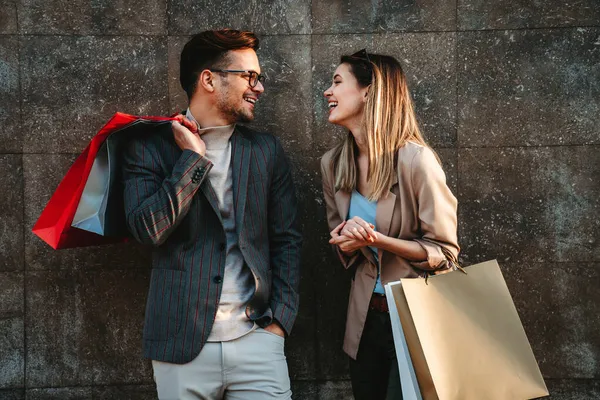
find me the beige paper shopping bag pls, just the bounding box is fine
[387,260,549,400]
[386,281,437,400]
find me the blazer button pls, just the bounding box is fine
[213,275,223,284]
[219,243,226,251]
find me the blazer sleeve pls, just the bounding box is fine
[268,138,302,336]
[320,155,363,270]
[121,133,213,246]
[410,147,460,270]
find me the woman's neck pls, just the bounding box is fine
[349,125,369,156]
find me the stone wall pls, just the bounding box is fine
[1,0,599,398]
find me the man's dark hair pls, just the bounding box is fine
[180,29,260,100]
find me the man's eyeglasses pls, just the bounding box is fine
[209,69,265,88]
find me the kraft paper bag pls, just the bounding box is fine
[386,260,549,400]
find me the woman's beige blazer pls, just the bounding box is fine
[320,141,460,359]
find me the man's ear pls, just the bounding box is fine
[199,69,215,93]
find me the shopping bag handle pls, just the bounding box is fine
[441,247,467,274]
[424,247,467,284]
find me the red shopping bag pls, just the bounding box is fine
[32,112,177,249]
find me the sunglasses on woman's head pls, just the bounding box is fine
[351,48,371,64]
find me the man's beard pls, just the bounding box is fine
[217,91,254,123]
[230,104,254,123]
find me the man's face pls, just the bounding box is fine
[214,49,264,124]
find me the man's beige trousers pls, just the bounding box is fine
[152,328,292,400]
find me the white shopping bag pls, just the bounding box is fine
[71,135,119,235]
[385,281,424,400]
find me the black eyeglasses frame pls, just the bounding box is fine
[209,69,266,88]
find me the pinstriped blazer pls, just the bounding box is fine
[121,123,302,364]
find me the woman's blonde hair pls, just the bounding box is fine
[332,51,437,201]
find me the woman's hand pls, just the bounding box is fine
[329,219,375,254]
[341,216,377,243]
[329,221,358,255]
[331,235,369,254]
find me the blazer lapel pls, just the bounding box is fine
[336,188,378,267]
[334,189,350,224]
[375,172,399,261]
[231,128,251,235]
[200,180,223,225]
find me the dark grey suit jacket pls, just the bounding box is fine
[121,123,302,364]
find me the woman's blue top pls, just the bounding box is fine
[348,190,385,294]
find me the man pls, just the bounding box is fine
[121,29,302,399]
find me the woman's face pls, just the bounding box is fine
[323,63,369,129]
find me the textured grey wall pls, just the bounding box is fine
[1,0,599,399]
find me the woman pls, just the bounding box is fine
[320,50,459,399]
